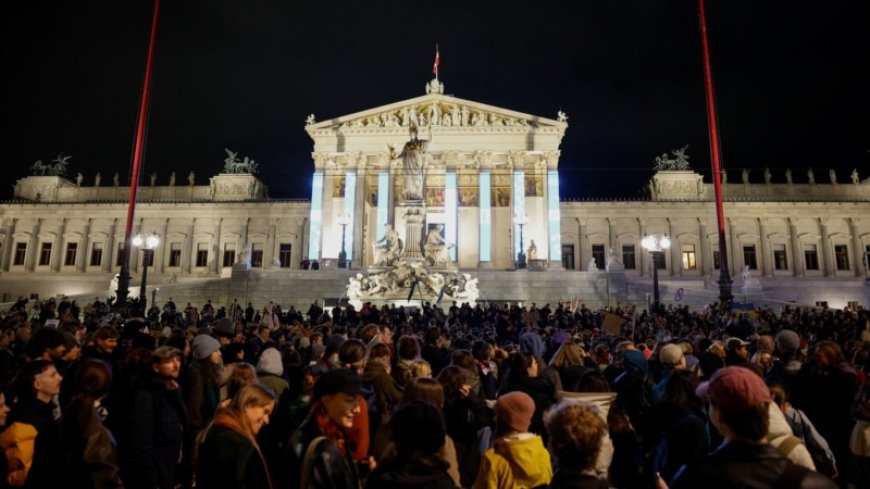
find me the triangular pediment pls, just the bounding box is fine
[305,92,566,134]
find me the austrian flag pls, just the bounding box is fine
[433,46,440,77]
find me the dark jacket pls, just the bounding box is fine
[118,372,188,489]
[181,359,219,435]
[283,414,360,489]
[364,460,458,489]
[196,423,271,489]
[670,441,837,489]
[500,376,556,436]
[362,360,403,422]
[62,407,124,489]
[0,396,61,489]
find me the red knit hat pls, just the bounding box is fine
[495,391,535,433]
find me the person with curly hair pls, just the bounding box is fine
[545,400,610,489]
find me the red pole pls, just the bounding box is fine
[116,0,161,308]
[697,0,733,305]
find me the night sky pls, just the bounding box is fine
[2,0,868,201]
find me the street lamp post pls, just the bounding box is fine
[337,213,350,269]
[641,234,671,312]
[515,214,528,269]
[132,232,160,312]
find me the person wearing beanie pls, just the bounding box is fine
[474,391,552,489]
[364,401,458,489]
[652,343,685,402]
[182,334,224,437]
[257,346,289,399]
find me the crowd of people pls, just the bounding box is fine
[0,294,869,488]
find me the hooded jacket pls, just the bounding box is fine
[364,460,458,489]
[473,433,553,489]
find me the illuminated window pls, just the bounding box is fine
[682,244,697,270]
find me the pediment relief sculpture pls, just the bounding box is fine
[335,102,538,130]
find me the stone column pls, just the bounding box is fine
[353,168,366,268]
[698,218,708,277]
[578,219,588,271]
[211,219,222,274]
[52,218,66,272]
[728,218,739,277]
[157,218,169,274]
[1,218,16,272]
[758,218,769,276]
[667,217,678,276]
[850,218,864,277]
[79,219,91,273]
[104,219,116,273]
[638,219,647,277]
[266,219,277,268]
[789,218,803,277]
[26,219,41,272]
[297,218,307,269]
[131,220,142,273]
[819,219,832,276]
[183,219,195,274]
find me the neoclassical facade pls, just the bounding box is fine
[1,82,868,309]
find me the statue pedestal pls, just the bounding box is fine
[606,263,625,273]
[398,203,425,261]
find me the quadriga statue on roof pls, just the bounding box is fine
[222,148,259,174]
[653,145,690,171]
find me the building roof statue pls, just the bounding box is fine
[223,148,258,174]
[653,145,691,171]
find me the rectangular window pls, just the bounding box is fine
[279,243,292,268]
[561,244,575,270]
[195,243,208,267]
[743,245,758,270]
[39,243,52,266]
[773,244,788,270]
[834,244,849,270]
[804,244,819,270]
[90,243,103,267]
[222,243,236,267]
[13,242,26,266]
[251,243,264,268]
[64,242,78,266]
[116,243,125,267]
[713,248,720,270]
[681,244,697,270]
[169,243,182,267]
[622,245,636,270]
[654,250,666,270]
[592,244,605,270]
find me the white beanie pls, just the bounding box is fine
[257,347,284,376]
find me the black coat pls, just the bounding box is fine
[500,376,556,436]
[670,441,837,489]
[196,425,271,489]
[281,414,360,489]
[118,372,188,489]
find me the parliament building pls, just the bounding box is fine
[2,80,868,310]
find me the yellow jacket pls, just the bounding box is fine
[474,433,553,489]
[0,422,38,487]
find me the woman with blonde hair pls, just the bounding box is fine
[195,383,277,489]
[550,341,590,392]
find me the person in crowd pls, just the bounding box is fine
[24,327,67,362]
[195,383,277,489]
[545,400,610,489]
[365,400,458,489]
[669,366,836,488]
[724,338,750,366]
[474,391,552,489]
[257,346,289,399]
[338,338,373,462]
[0,359,63,488]
[549,340,590,392]
[499,351,556,437]
[422,327,450,377]
[651,369,710,482]
[118,346,188,489]
[222,362,258,405]
[472,340,499,400]
[82,325,121,370]
[768,382,837,477]
[60,359,124,488]
[183,334,223,437]
[393,335,421,388]
[652,343,685,402]
[438,365,492,487]
[284,369,366,489]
